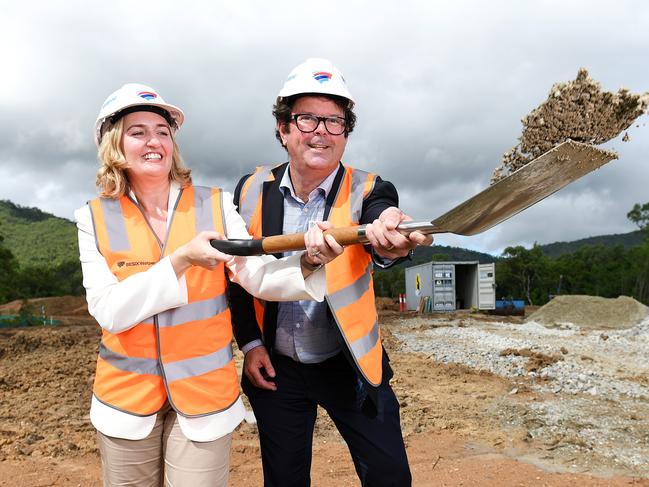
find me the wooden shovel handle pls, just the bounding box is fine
[261,226,366,254]
[210,222,437,256]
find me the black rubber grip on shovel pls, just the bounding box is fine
[210,238,265,256]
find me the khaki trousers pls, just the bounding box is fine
[97,406,231,487]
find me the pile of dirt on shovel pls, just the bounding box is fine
[526,295,649,330]
[491,68,649,183]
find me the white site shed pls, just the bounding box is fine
[404,261,496,311]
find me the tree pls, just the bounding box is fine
[627,202,649,303]
[0,234,19,304]
[373,267,405,298]
[627,202,649,232]
[431,253,451,262]
[554,245,630,298]
[497,244,549,305]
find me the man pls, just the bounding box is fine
[230,58,432,487]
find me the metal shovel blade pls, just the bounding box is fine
[428,140,616,236]
[211,140,617,256]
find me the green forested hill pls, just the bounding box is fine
[373,230,648,301]
[407,244,497,266]
[0,200,78,267]
[405,230,644,264]
[406,231,645,263]
[538,230,645,257]
[0,198,647,305]
[2,197,641,269]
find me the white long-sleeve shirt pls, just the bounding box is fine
[75,183,325,441]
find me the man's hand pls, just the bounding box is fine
[364,207,434,260]
[301,221,344,273]
[244,345,277,391]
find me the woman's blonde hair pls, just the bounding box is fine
[95,118,192,198]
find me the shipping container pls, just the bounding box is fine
[404,261,495,311]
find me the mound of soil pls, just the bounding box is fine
[526,295,648,329]
[0,296,88,317]
[375,297,398,311]
[492,68,649,183]
[499,347,563,372]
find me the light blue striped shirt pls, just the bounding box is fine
[274,165,342,363]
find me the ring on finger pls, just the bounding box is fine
[309,249,321,257]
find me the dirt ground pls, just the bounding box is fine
[0,297,648,486]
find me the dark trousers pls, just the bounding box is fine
[243,352,412,487]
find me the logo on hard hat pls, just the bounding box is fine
[312,72,332,83]
[138,91,158,100]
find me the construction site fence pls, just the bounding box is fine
[0,314,61,328]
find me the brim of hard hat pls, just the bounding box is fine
[95,101,185,146]
[277,90,355,108]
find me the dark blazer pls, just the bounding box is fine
[229,161,401,411]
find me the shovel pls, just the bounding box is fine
[211,140,616,256]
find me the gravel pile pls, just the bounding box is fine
[527,295,648,329]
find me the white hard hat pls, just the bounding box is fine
[277,58,355,107]
[94,83,185,146]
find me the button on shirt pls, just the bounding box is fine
[275,165,341,364]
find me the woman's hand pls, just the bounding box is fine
[300,221,343,275]
[170,231,232,277]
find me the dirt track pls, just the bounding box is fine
[0,297,648,486]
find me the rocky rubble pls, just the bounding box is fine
[393,315,649,399]
[392,309,649,476]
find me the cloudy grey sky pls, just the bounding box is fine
[1,0,647,255]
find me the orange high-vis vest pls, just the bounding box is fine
[88,186,240,417]
[239,165,384,386]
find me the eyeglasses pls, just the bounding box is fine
[291,113,347,135]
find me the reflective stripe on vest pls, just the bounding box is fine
[89,186,240,417]
[98,340,234,381]
[240,165,383,386]
[325,167,382,386]
[239,166,275,242]
[238,166,278,331]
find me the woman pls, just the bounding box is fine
[75,83,342,486]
